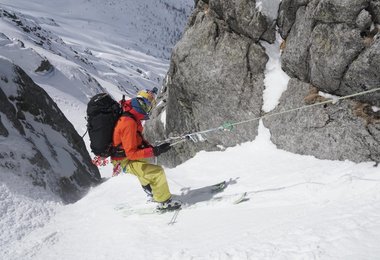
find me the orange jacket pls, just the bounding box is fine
[112,100,154,160]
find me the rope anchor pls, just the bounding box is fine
[187,133,206,143]
[168,133,207,146]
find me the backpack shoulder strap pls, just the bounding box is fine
[119,111,144,136]
[121,111,137,122]
[120,111,145,141]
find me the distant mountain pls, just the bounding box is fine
[0,0,193,112]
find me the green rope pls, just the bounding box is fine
[221,122,234,131]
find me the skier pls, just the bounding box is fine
[111,89,181,211]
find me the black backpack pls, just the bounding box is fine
[86,93,123,157]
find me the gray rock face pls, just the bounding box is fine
[209,0,270,42]
[371,0,380,24]
[263,79,380,163]
[270,0,380,163]
[309,23,364,92]
[145,0,380,166]
[0,58,101,203]
[277,0,309,39]
[281,0,379,106]
[313,0,369,24]
[356,9,373,30]
[145,0,271,167]
[281,3,317,81]
[341,36,380,106]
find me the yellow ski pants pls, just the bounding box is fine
[112,159,171,203]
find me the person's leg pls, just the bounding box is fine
[126,160,171,203]
[112,159,153,199]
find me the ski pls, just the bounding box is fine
[115,181,249,217]
[233,192,249,204]
[210,181,227,192]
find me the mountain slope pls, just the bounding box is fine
[0,57,101,254]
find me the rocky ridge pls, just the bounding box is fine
[146,0,277,167]
[265,0,380,164]
[146,0,380,167]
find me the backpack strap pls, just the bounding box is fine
[121,111,136,121]
[120,111,145,137]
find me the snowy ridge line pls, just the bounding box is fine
[160,87,380,144]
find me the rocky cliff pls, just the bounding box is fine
[146,0,276,167]
[146,0,380,167]
[0,57,101,202]
[265,0,380,164]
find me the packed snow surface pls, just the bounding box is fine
[3,122,380,260]
[261,33,290,112]
[256,0,282,20]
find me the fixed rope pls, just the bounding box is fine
[163,87,380,146]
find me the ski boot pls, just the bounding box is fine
[157,197,182,211]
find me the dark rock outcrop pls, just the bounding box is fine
[35,59,54,73]
[0,58,101,202]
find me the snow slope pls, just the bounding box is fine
[2,0,380,259]
[261,33,290,112]
[5,122,380,260]
[1,0,190,59]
